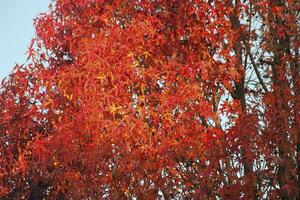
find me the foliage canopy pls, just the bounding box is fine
[0,0,299,199]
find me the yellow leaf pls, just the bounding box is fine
[127,51,134,57]
[143,51,151,59]
[96,73,106,81]
[66,93,73,100]
[109,103,121,115]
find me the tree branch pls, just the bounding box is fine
[243,40,269,93]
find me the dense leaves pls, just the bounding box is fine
[0,0,299,199]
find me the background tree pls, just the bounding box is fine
[0,0,299,199]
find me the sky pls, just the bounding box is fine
[0,0,51,81]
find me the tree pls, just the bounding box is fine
[0,0,299,199]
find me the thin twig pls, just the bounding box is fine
[243,40,269,93]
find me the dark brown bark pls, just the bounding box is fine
[229,0,257,199]
[267,0,298,198]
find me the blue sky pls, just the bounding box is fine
[0,0,51,81]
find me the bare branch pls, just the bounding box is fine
[243,40,269,93]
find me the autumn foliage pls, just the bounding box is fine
[0,0,299,199]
